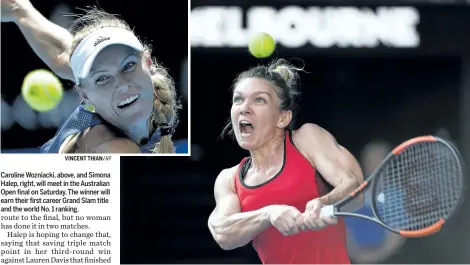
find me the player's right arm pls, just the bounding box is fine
[2,0,74,81]
[208,167,305,250]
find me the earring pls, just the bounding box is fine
[84,103,96,113]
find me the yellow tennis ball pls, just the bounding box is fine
[248,32,276,58]
[21,69,63,112]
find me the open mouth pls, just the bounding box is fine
[117,94,140,109]
[239,120,254,137]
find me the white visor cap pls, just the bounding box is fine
[70,27,144,84]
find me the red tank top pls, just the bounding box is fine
[234,131,350,264]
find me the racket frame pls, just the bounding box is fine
[320,135,465,237]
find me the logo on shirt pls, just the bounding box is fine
[94,36,110,46]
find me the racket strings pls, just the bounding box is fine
[374,141,463,231]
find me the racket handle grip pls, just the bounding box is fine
[319,205,336,218]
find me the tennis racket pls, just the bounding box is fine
[320,135,465,238]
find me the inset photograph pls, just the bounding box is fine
[1,0,189,154]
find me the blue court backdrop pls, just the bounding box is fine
[0,0,189,153]
[120,0,470,264]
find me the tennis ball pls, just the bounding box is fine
[248,32,276,58]
[21,69,63,112]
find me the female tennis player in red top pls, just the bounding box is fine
[208,59,365,264]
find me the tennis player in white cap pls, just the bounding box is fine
[1,0,181,153]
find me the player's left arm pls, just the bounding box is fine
[294,123,364,211]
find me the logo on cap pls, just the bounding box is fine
[94,36,110,46]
